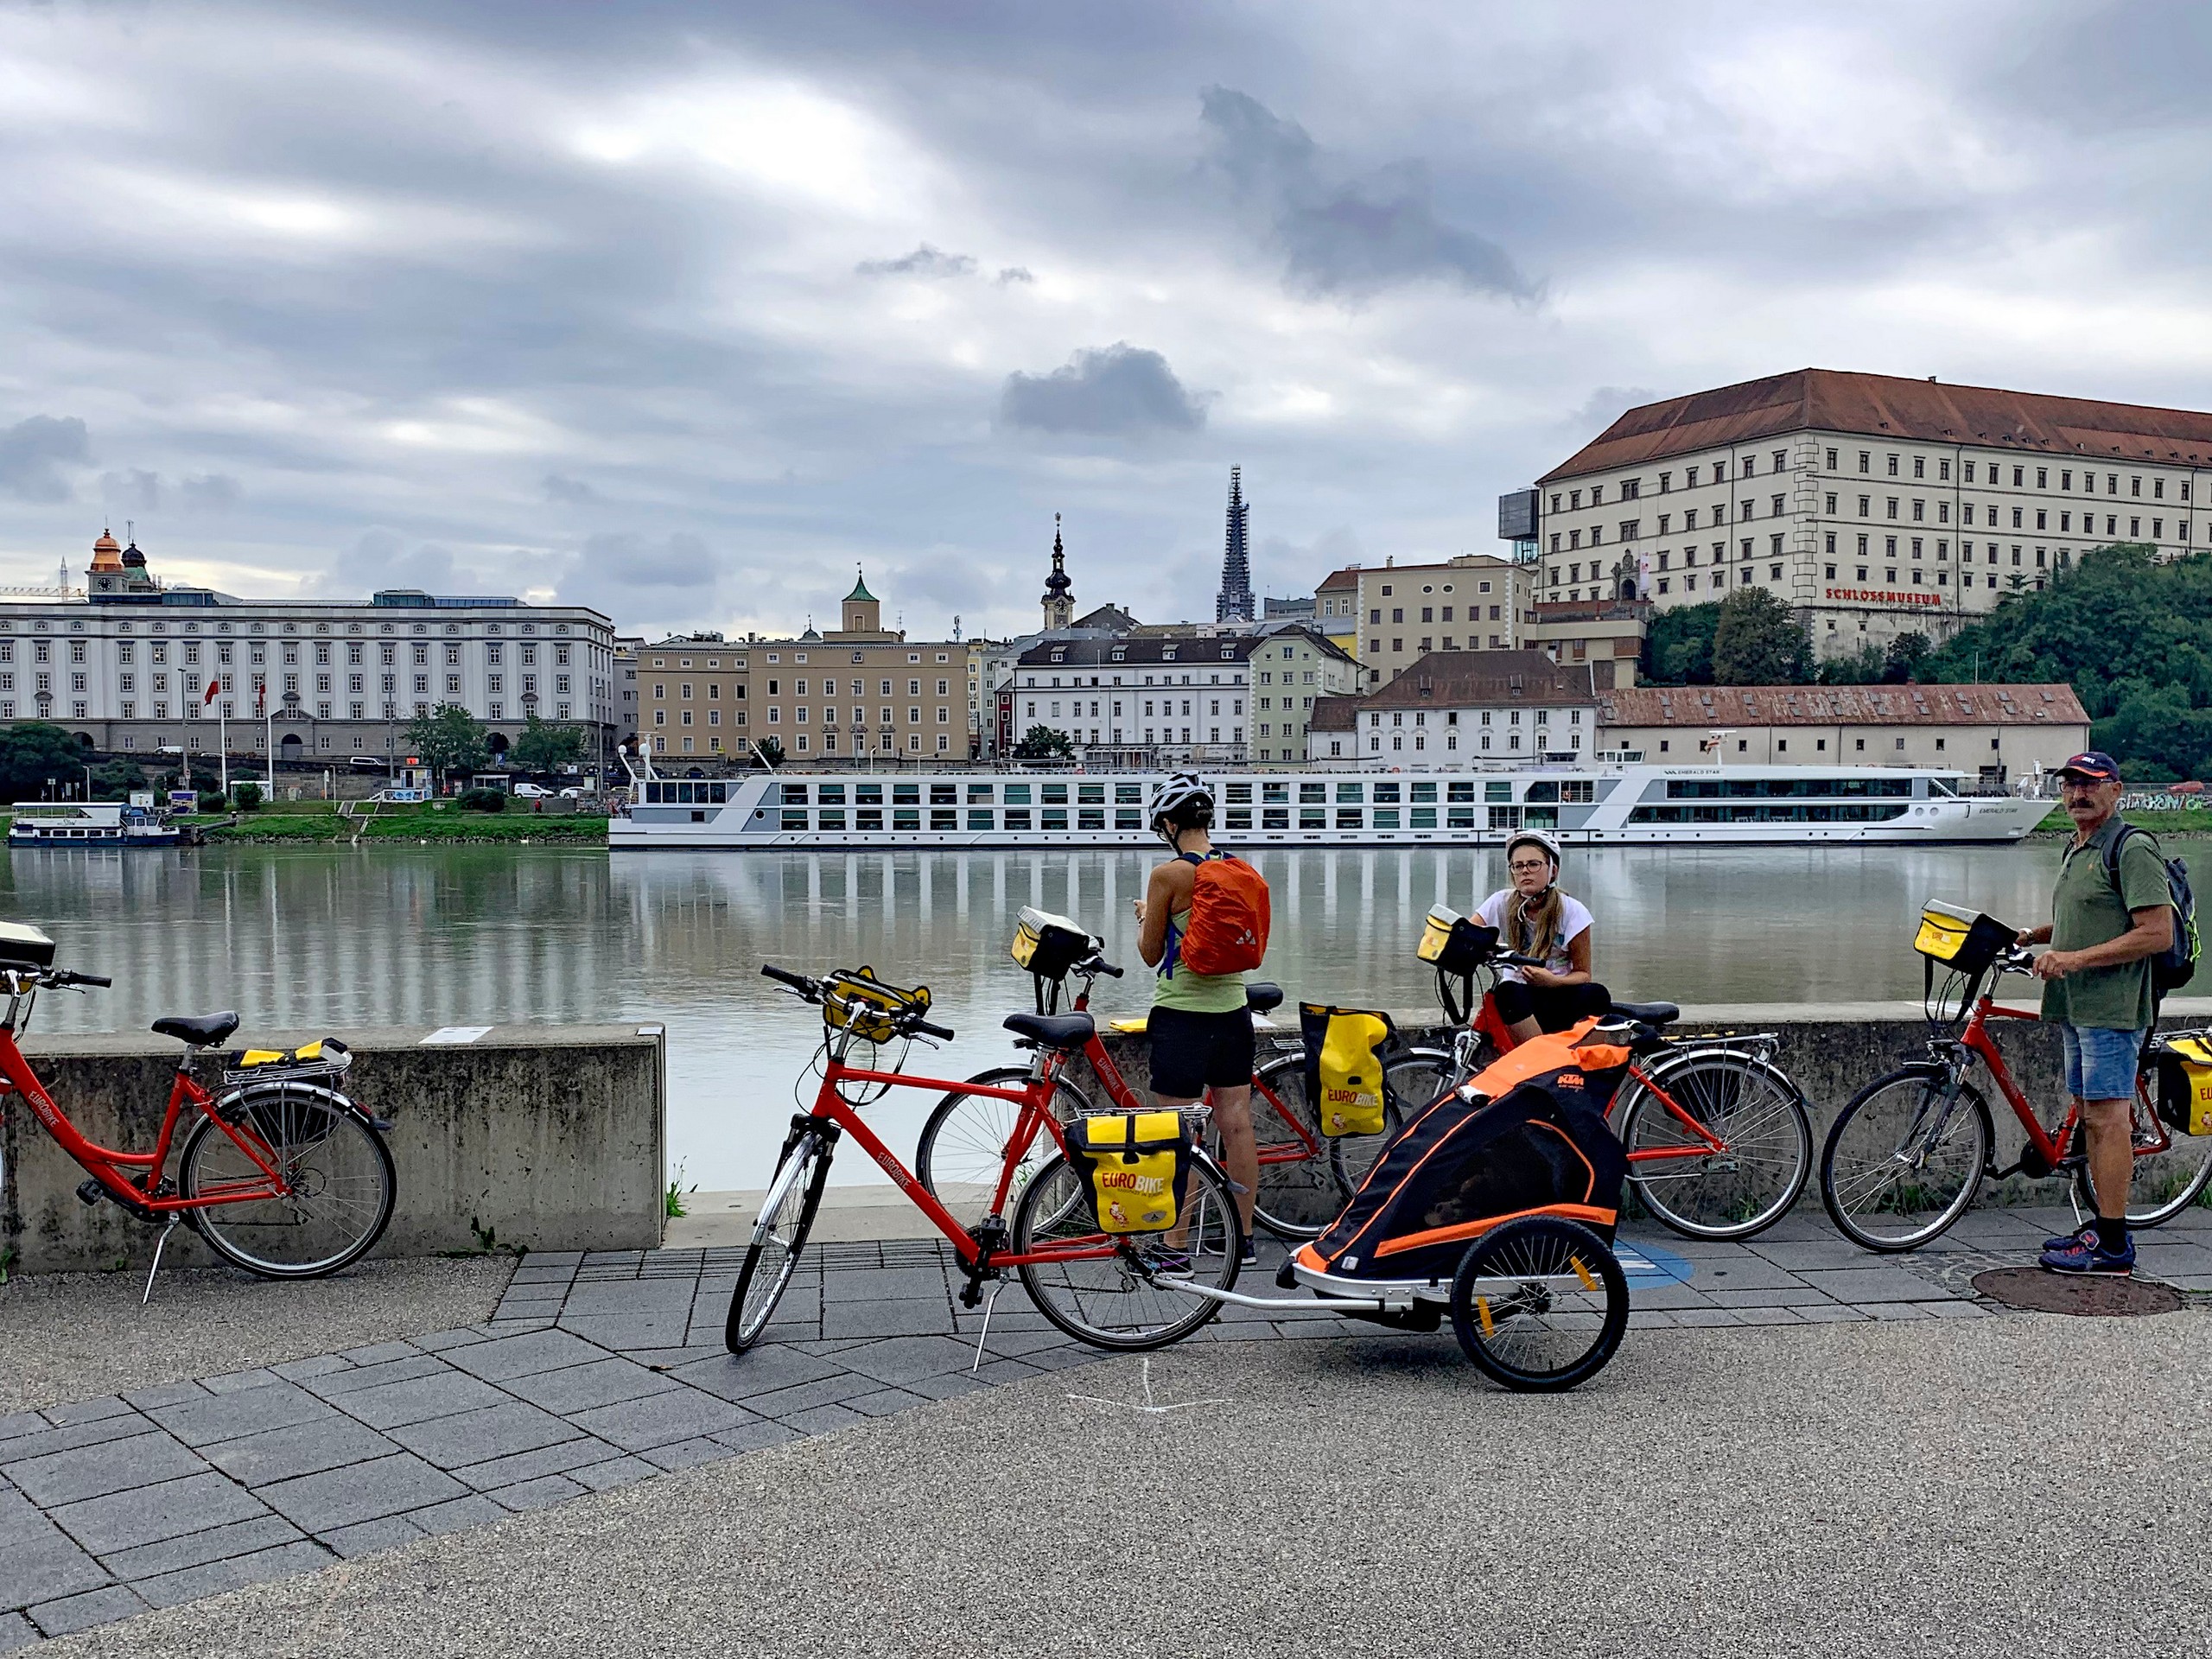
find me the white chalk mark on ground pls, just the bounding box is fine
[1066,1357,1234,1415]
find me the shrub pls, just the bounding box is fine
[234,782,263,811]
[457,787,507,813]
[196,791,227,813]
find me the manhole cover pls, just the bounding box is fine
[1972,1268,2184,1317]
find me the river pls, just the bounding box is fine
[0,841,2113,1190]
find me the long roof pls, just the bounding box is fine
[1540,369,2212,484]
[1597,682,2088,728]
[1016,635,1259,666]
[1308,651,1598,733]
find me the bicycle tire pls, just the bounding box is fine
[1616,1052,1814,1241]
[1821,1068,1993,1251]
[2070,1091,2212,1227]
[1449,1217,1628,1393]
[1012,1152,1241,1351]
[1243,1052,1346,1241]
[726,1129,831,1352]
[915,1067,1095,1231]
[1328,1049,1446,1198]
[179,1088,396,1279]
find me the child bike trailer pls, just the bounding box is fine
[1290,1020,1635,1391]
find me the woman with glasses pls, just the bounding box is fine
[1475,829,1609,1044]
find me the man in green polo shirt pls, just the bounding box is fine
[2017,751,2172,1275]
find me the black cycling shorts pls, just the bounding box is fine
[1147,1005,1255,1099]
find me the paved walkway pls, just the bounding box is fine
[3,1205,2207,1648]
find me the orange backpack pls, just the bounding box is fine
[1176,852,1271,976]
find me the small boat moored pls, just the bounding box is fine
[8,800,188,849]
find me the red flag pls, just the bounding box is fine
[255,683,265,716]
[203,680,220,706]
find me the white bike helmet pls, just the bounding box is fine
[1148,773,1214,842]
[1504,828,1563,868]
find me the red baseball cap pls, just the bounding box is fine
[2054,751,2120,782]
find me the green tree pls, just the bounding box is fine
[1639,601,1720,684]
[88,758,149,801]
[1710,589,1813,685]
[1817,640,1885,684]
[508,715,585,773]
[0,722,94,800]
[752,736,785,768]
[1882,631,1931,683]
[1013,723,1074,760]
[404,703,489,785]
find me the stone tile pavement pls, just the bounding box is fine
[3,1205,2206,1648]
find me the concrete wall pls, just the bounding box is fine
[1,1023,664,1274]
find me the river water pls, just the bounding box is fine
[1,842,2106,1190]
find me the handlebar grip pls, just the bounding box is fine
[68,972,112,988]
[912,1019,957,1041]
[1089,958,1125,979]
[760,963,814,993]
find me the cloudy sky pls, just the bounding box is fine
[3,0,2209,640]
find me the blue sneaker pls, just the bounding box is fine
[2039,1232,2134,1275]
[2043,1221,2095,1252]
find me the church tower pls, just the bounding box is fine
[842,567,881,635]
[1216,467,1253,625]
[1040,514,1074,631]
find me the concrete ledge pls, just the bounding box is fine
[1,1024,664,1274]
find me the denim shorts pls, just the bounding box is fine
[2059,1023,2147,1102]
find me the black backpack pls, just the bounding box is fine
[2103,823,2199,995]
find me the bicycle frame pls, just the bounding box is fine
[1948,987,2179,1171]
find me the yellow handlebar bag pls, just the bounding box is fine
[1064,1111,1191,1234]
[2155,1035,2212,1137]
[1300,1004,1395,1137]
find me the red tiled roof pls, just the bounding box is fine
[1540,369,2212,484]
[1597,682,2089,728]
[1316,566,1360,592]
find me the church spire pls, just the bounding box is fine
[1216,466,1253,625]
[1040,512,1075,631]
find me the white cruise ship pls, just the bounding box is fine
[610,760,2048,850]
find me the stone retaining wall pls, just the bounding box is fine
[0,1024,664,1274]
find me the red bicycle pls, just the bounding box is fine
[914,949,1443,1241]
[1821,941,2212,1249]
[0,944,394,1282]
[728,963,1245,1354]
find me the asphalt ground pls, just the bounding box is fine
[0,1257,514,1417]
[35,1306,2212,1659]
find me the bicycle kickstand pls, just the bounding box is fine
[143,1217,179,1307]
[969,1281,1005,1375]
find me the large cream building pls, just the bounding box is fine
[1531,370,2212,658]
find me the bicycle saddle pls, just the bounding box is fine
[1002,1012,1096,1051]
[1244,982,1285,1014]
[1607,1001,1680,1026]
[151,1011,241,1047]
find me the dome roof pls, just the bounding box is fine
[89,529,124,572]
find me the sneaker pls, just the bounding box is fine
[2039,1232,2135,1275]
[1197,1236,1261,1265]
[2043,1221,2096,1251]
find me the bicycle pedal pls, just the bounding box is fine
[76,1178,105,1207]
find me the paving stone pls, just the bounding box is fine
[134,1541,331,1610]
[1923,1300,1997,1319]
[340,1341,422,1367]
[40,1398,135,1427]
[633,1437,729,1472]
[257,1453,467,1532]
[1012,1345,1104,1374]
[523,1251,584,1268]
[963,1327,1077,1358]
[305,1354,452,1399]
[832,1335,986,1385]
[385,1401,581,1471]
[1668,1310,1743,1328]
[1624,1284,1719,1312]
[1728,1306,1808,1325]
[198,1369,283,1396]
[443,1328,610,1383]
[1682,1256,1812,1293]
[28,1582,149,1638]
[569,1456,657,1492]
[327,1370,507,1431]
[1861,1302,1934,1321]
[556,1313,694,1351]
[149,1381,336,1448]
[321,1515,426,1560]
[1705,1287,1827,1310]
[409,1328,493,1354]
[0,1491,110,1611]
[200,1416,400,1487]
[821,1300,957,1339]
[50,1471,270,1555]
[819,1266,945,1301]
[405,1494,507,1536]
[1792,1267,1957,1305]
[841,1389,930,1419]
[737,1375,883,1418]
[969,1357,1043,1386]
[121,1382,208,1413]
[904,1372,994,1402]
[0,1414,48,1442]
[454,1439,630,1492]
[706,1422,805,1458]
[668,1347,842,1403]
[500,1358,680,1415]
[1791,1304,1872,1322]
[567,1390,759,1453]
[777,1402,868,1435]
[0,1611,36,1653]
[556,1280,699,1316]
[270,1354,355,1382]
[486,1474,588,1512]
[100,1515,307,1582]
[7,1430,209,1507]
[1750,1238,1900,1271]
[1626,1310,1679,1329]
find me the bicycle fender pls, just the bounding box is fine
[213,1079,381,1132]
[1635,1046,1803,1096]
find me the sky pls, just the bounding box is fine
[4,0,2212,642]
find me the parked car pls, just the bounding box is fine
[348,756,388,770]
[558,786,588,799]
[512,782,553,798]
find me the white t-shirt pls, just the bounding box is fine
[1477,888,1595,985]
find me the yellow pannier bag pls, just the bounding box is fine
[821,965,930,1044]
[1064,1111,1191,1234]
[1300,1004,1395,1137]
[2155,1035,2212,1137]
[1008,906,1097,980]
[1415,905,1499,974]
[1913,900,2012,977]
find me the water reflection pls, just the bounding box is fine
[0,842,2100,1189]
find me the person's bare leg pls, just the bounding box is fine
[2082,1095,2133,1223]
[1208,1084,1258,1239]
[1505,1017,1542,1045]
[1153,1093,1202,1248]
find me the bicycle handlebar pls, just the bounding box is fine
[1076,955,1124,980]
[760,963,819,998]
[911,1018,957,1041]
[56,970,111,989]
[3,968,110,991]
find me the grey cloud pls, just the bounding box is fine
[101,468,162,511]
[316,528,460,597]
[179,473,242,513]
[996,266,1035,284]
[856,244,976,278]
[1258,524,1363,592]
[0,416,92,503]
[1567,385,1658,434]
[1199,86,1536,302]
[999,343,1207,435]
[543,474,597,504]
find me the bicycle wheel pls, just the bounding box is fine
[1014,1152,1242,1351]
[1821,1069,1992,1251]
[915,1067,1095,1230]
[1243,1052,1344,1240]
[1327,1049,1446,1199]
[1616,1052,1814,1240]
[179,1088,395,1279]
[2071,1092,2212,1227]
[1449,1217,1628,1393]
[726,1128,831,1353]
